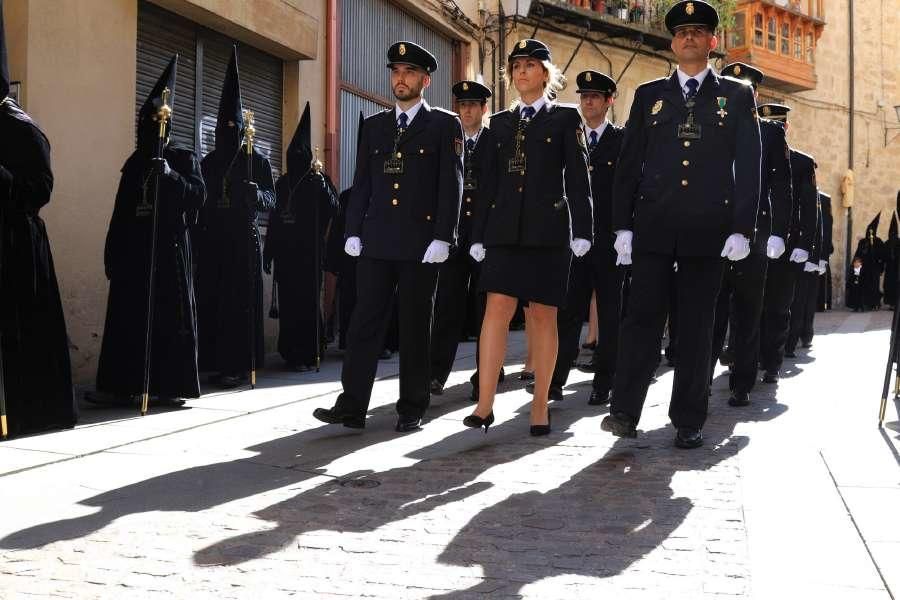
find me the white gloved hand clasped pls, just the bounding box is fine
[766,235,786,260]
[789,248,810,264]
[469,243,486,263]
[570,238,591,258]
[614,230,633,266]
[422,239,450,264]
[344,236,362,257]
[721,233,751,262]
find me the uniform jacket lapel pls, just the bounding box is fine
[399,100,432,146]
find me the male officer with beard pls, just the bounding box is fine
[313,41,463,432]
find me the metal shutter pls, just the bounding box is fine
[200,31,283,177]
[338,90,386,191]
[136,1,198,151]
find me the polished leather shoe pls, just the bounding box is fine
[728,391,751,407]
[576,361,597,373]
[519,370,535,381]
[313,407,366,429]
[718,348,734,367]
[548,386,563,402]
[601,412,637,438]
[395,414,422,432]
[530,412,551,437]
[588,388,611,406]
[470,383,479,402]
[674,427,703,449]
[762,370,779,384]
[430,379,444,395]
[498,367,506,383]
[463,411,494,433]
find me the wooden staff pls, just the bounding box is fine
[312,147,325,372]
[244,109,257,389]
[140,87,173,416]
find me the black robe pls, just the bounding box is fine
[883,238,898,307]
[854,237,885,310]
[263,171,337,368]
[96,145,205,398]
[0,99,75,435]
[196,147,275,375]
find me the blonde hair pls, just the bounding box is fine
[503,59,567,108]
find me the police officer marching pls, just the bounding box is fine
[313,41,463,432]
[709,62,792,408]
[601,0,761,449]
[466,39,592,436]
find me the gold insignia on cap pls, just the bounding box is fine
[462,82,469,91]
[686,2,695,15]
[399,43,407,56]
[734,65,741,75]
[762,105,771,117]
[586,72,592,82]
[651,100,663,115]
[519,40,527,49]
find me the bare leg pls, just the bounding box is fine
[586,292,598,345]
[527,302,558,426]
[523,306,535,374]
[473,293,518,418]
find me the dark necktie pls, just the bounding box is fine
[588,130,598,152]
[465,138,475,153]
[521,106,536,121]
[685,78,699,101]
[397,112,408,134]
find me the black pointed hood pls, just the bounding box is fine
[890,214,898,242]
[286,101,311,174]
[215,46,243,153]
[137,54,177,154]
[357,111,364,146]
[1,0,10,100]
[867,212,881,239]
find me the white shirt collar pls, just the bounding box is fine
[518,96,547,116]
[395,98,426,125]
[464,126,483,144]
[676,66,711,96]
[584,118,609,142]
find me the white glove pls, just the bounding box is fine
[616,252,632,266]
[720,233,751,262]
[422,239,450,264]
[614,230,633,263]
[766,236,786,260]
[469,243,486,263]
[817,259,827,274]
[789,248,809,263]
[803,261,819,273]
[570,238,591,258]
[344,236,362,257]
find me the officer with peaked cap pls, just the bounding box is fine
[707,62,792,407]
[601,0,761,449]
[757,102,819,382]
[786,188,826,356]
[314,41,464,432]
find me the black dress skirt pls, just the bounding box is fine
[479,245,571,307]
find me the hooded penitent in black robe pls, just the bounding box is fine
[195,47,275,383]
[853,213,885,311]
[95,55,205,402]
[263,103,338,370]
[0,3,76,435]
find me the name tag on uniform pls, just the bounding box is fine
[383,157,404,174]
[508,155,526,173]
[676,122,702,139]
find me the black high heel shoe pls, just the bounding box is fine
[463,412,495,433]
[529,412,551,437]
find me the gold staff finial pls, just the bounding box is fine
[157,87,172,140]
[313,146,324,174]
[243,109,255,155]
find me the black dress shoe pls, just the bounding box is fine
[588,388,610,406]
[156,396,186,407]
[219,373,248,389]
[519,370,534,381]
[801,340,813,349]
[498,367,506,383]
[463,411,494,433]
[718,349,734,367]
[548,386,563,402]
[313,407,366,429]
[379,349,393,360]
[470,383,479,402]
[430,379,444,395]
[601,412,637,438]
[728,391,751,407]
[784,350,796,358]
[530,412,551,437]
[576,361,597,373]
[395,414,422,432]
[674,427,703,449]
[762,370,779,384]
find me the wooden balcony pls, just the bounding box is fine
[725,0,826,92]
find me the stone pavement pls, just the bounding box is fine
[1,310,899,599]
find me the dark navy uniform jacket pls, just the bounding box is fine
[472,101,593,248]
[586,122,625,258]
[457,126,497,252]
[345,101,464,261]
[754,119,792,255]
[785,149,818,257]
[612,71,761,257]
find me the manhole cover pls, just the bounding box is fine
[339,478,381,489]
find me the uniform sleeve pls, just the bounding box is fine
[470,130,497,245]
[345,120,372,239]
[767,124,792,239]
[795,158,818,252]
[612,87,647,232]
[810,193,824,262]
[434,115,464,244]
[731,85,761,238]
[564,111,593,242]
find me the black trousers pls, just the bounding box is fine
[431,251,481,385]
[786,271,820,352]
[760,259,800,372]
[335,257,438,418]
[552,250,625,391]
[611,253,724,429]
[337,258,357,350]
[710,254,768,394]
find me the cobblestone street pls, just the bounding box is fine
[1,310,899,599]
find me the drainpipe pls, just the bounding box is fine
[498,1,506,110]
[325,0,339,183]
[845,0,855,292]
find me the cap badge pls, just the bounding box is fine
[762,105,771,117]
[586,72,592,82]
[462,82,469,91]
[733,65,741,76]
[519,40,527,49]
[399,43,407,56]
[686,2,695,15]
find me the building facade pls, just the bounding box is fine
[3,0,898,381]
